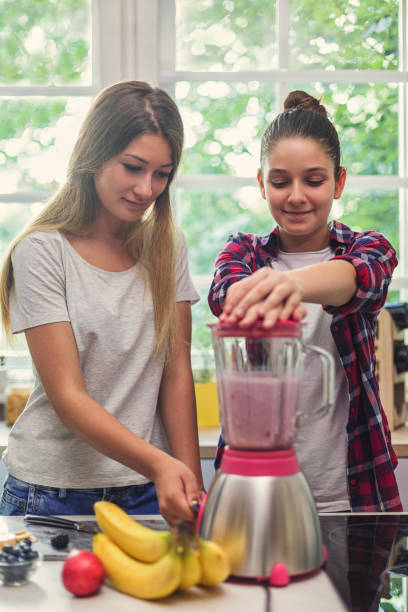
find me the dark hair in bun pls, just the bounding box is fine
[260,90,341,179]
[284,90,328,116]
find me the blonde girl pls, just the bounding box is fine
[0,81,204,524]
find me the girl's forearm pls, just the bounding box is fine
[159,372,204,489]
[158,301,204,489]
[287,259,357,307]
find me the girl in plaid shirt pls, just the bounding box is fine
[208,90,402,512]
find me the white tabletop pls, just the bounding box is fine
[0,513,349,611]
[1,557,346,612]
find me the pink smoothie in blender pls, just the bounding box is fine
[212,320,306,452]
[220,371,299,449]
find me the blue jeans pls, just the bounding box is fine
[0,473,160,516]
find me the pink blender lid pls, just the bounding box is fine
[208,319,303,338]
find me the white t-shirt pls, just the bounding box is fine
[273,247,350,512]
[4,229,199,488]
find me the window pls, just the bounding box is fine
[0,0,93,244]
[1,0,407,373]
[0,0,93,364]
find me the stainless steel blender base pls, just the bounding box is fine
[198,469,324,580]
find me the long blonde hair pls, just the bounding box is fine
[0,81,184,355]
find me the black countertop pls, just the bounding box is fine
[321,513,407,611]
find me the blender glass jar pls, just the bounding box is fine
[209,321,333,450]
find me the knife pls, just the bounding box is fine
[24,514,99,534]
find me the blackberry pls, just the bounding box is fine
[50,533,69,550]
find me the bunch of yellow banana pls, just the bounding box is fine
[175,523,231,589]
[92,501,230,600]
[94,499,170,562]
[93,532,182,600]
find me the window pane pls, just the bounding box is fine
[178,188,399,277]
[0,0,92,85]
[0,201,45,260]
[290,0,399,70]
[387,289,401,302]
[191,285,217,374]
[331,190,399,254]
[293,82,398,175]
[0,97,90,194]
[175,0,276,71]
[172,81,277,176]
[177,187,272,276]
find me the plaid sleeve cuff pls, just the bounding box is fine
[324,234,397,316]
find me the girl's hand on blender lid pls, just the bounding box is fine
[221,268,305,327]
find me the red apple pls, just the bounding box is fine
[62,549,105,597]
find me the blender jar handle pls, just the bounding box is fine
[304,344,335,412]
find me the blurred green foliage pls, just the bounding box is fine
[176,0,277,71]
[290,0,399,70]
[0,97,67,193]
[0,203,43,259]
[295,82,398,176]
[176,0,398,71]
[173,81,277,176]
[0,0,90,195]
[0,0,90,85]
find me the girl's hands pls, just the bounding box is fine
[220,268,307,328]
[153,455,204,526]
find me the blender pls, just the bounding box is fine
[196,320,334,586]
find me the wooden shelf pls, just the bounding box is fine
[391,424,408,458]
[376,308,408,431]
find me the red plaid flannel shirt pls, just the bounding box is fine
[208,220,402,512]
